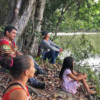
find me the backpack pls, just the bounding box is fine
[37,46,41,57]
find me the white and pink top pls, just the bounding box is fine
[61,69,80,94]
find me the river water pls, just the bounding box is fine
[49,32,99,36]
[81,57,100,72]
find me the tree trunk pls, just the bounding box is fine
[0,0,46,55]
[29,0,46,55]
[12,0,35,37]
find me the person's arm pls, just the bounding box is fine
[14,43,23,56]
[49,40,63,52]
[7,53,16,58]
[73,70,86,76]
[68,72,87,81]
[49,40,61,49]
[16,51,23,56]
[5,51,22,58]
[11,90,28,100]
[43,40,60,52]
[73,70,78,75]
[0,40,21,58]
[0,44,16,58]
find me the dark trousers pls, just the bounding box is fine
[33,58,42,71]
[29,58,44,84]
[43,50,59,64]
[29,78,40,85]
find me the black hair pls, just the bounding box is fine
[41,31,48,38]
[0,55,33,79]
[4,25,17,36]
[59,57,74,79]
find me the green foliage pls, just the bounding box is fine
[0,26,4,32]
[0,25,5,37]
[43,0,100,32]
[0,0,11,24]
[72,35,95,62]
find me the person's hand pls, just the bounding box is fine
[8,53,16,58]
[78,73,83,76]
[16,51,23,56]
[59,49,63,52]
[83,73,87,79]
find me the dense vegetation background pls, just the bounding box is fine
[0,0,100,99]
[0,0,100,54]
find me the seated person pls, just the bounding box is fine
[59,57,96,94]
[40,31,63,65]
[1,55,35,100]
[0,25,45,89]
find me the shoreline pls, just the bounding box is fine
[49,32,100,36]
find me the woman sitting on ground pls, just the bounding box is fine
[59,56,96,94]
[0,55,35,100]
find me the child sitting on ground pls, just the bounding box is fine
[59,56,96,94]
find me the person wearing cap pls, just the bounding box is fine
[40,31,63,65]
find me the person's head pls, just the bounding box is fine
[4,25,17,40]
[0,55,35,79]
[59,56,74,79]
[41,31,50,39]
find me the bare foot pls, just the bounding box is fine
[89,86,95,89]
[88,90,96,95]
